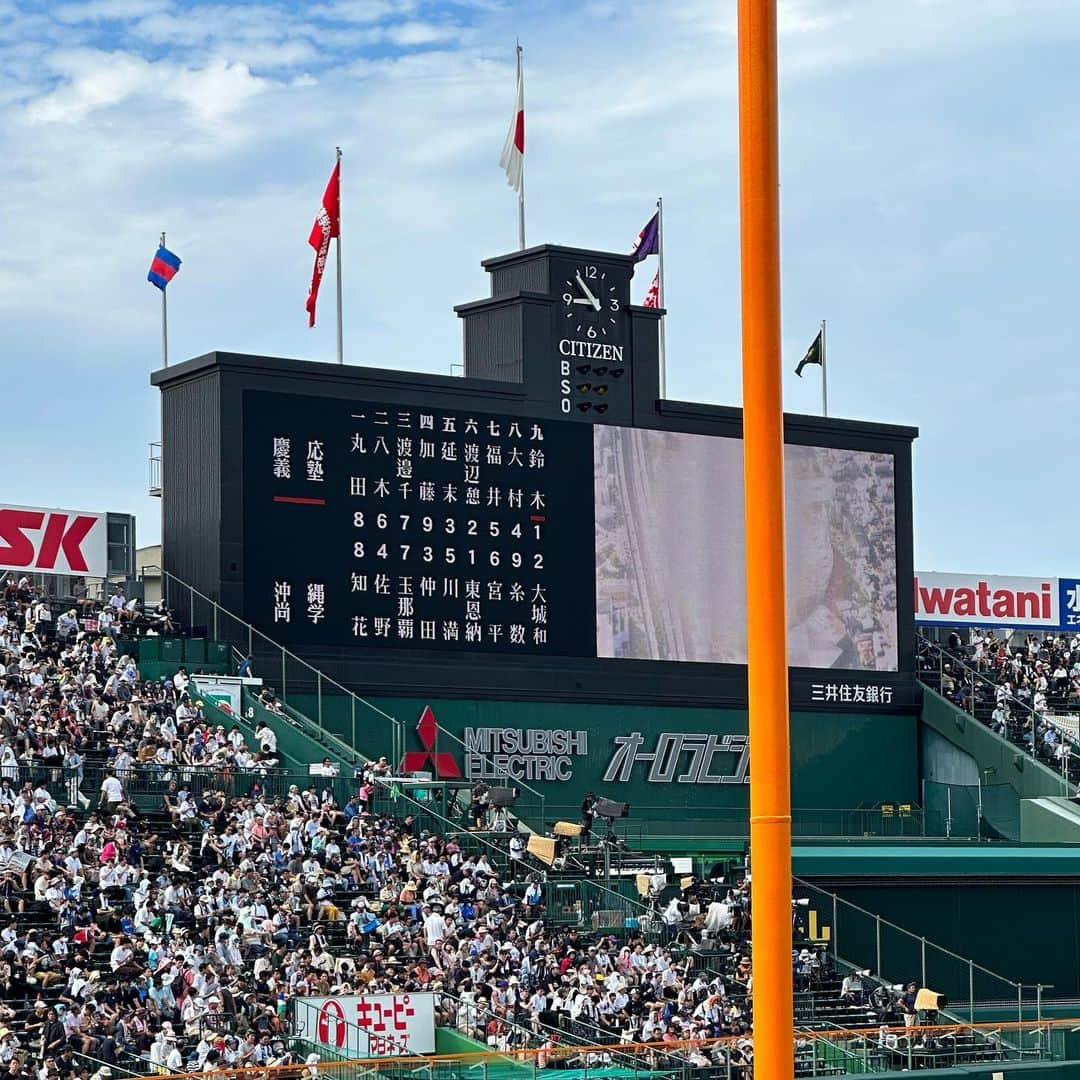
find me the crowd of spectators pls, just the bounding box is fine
[923,629,1080,773]
[0,574,878,1080]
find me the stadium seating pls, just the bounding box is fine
[919,632,1080,788]
[0,575,1034,1080]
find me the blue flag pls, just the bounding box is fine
[147,246,181,290]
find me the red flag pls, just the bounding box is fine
[306,160,340,328]
[643,270,660,308]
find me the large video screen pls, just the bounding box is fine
[594,427,898,671]
[243,391,898,671]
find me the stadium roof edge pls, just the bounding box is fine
[149,350,526,397]
[151,352,918,442]
[658,397,917,442]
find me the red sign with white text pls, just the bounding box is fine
[914,572,1058,629]
[0,504,108,578]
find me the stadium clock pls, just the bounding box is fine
[561,264,621,340]
[553,257,631,418]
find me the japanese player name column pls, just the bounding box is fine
[244,392,596,655]
[344,410,550,649]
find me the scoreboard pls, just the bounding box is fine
[244,387,904,678]
[244,392,596,655]
[156,242,918,710]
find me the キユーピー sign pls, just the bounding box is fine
[293,994,435,1058]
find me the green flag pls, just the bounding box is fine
[795,328,823,377]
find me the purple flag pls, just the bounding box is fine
[630,212,659,262]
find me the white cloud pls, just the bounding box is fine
[50,0,170,24]
[310,0,417,24]
[383,18,460,45]
[174,57,266,119]
[26,49,156,123]
[24,48,266,125]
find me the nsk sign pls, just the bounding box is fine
[0,505,108,578]
[914,572,1080,631]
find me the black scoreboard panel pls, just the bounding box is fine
[243,384,908,687]
[244,391,597,654]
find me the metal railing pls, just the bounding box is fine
[129,1017,1075,1080]
[228,681,369,775]
[793,876,1042,1033]
[433,988,650,1069]
[797,1021,1019,1074]
[5,761,363,815]
[73,1050,145,1079]
[797,1022,889,1075]
[919,634,1074,791]
[291,989,777,1080]
[921,778,1020,841]
[159,569,403,769]
[292,987,639,1075]
[158,569,548,832]
[149,441,162,497]
[368,779,528,870]
[541,877,662,939]
[544,803,939,841]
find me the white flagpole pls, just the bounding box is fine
[160,231,169,368]
[820,319,828,417]
[335,147,344,365]
[517,44,526,250]
[657,196,666,398]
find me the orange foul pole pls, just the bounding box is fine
[737,2,793,1080]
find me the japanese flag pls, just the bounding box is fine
[499,52,524,193]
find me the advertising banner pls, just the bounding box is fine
[293,994,435,1059]
[915,572,1080,631]
[350,695,919,822]
[0,503,108,578]
[191,676,245,717]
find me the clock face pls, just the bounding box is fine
[561,263,621,341]
[552,255,633,423]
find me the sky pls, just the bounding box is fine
[0,0,1077,576]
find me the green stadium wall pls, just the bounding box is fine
[863,1057,1080,1080]
[822,878,1080,998]
[286,693,918,831]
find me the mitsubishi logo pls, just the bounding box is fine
[401,706,461,778]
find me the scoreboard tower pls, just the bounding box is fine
[153,244,919,815]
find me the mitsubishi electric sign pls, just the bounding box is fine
[372,697,905,825]
[403,706,749,785]
[915,571,1080,631]
[462,725,590,781]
